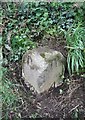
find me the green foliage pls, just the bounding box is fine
[2,2,85,62]
[0,68,19,119]
[1,2,85,119]
[64,24,85,74]
[2,2,85,34]
[10,34,36,61]
[2,2,85,72]
[71,108,80,119]
[3,2,85,37]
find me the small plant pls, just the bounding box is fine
[10,34,36,61]
[0,67,20,120]
[64,24,85,74]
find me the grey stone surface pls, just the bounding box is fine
[22,46,65,93]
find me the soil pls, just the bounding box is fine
[3,36,85,119]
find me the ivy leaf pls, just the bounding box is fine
[5,44,11,51]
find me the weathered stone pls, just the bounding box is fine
[22,46,65,93]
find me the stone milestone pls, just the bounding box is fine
[22,46,65,93]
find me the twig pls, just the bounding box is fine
[69,85,81,98]
[68,104,80,113]
[65,46,84,50]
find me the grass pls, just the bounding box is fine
[0,67,21,119]
[64,24,85,74]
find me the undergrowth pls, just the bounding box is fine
[63,24,85,74]
[1,2,85,119]
[1,67,20,119]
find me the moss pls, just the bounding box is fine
[40,53,45,58]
